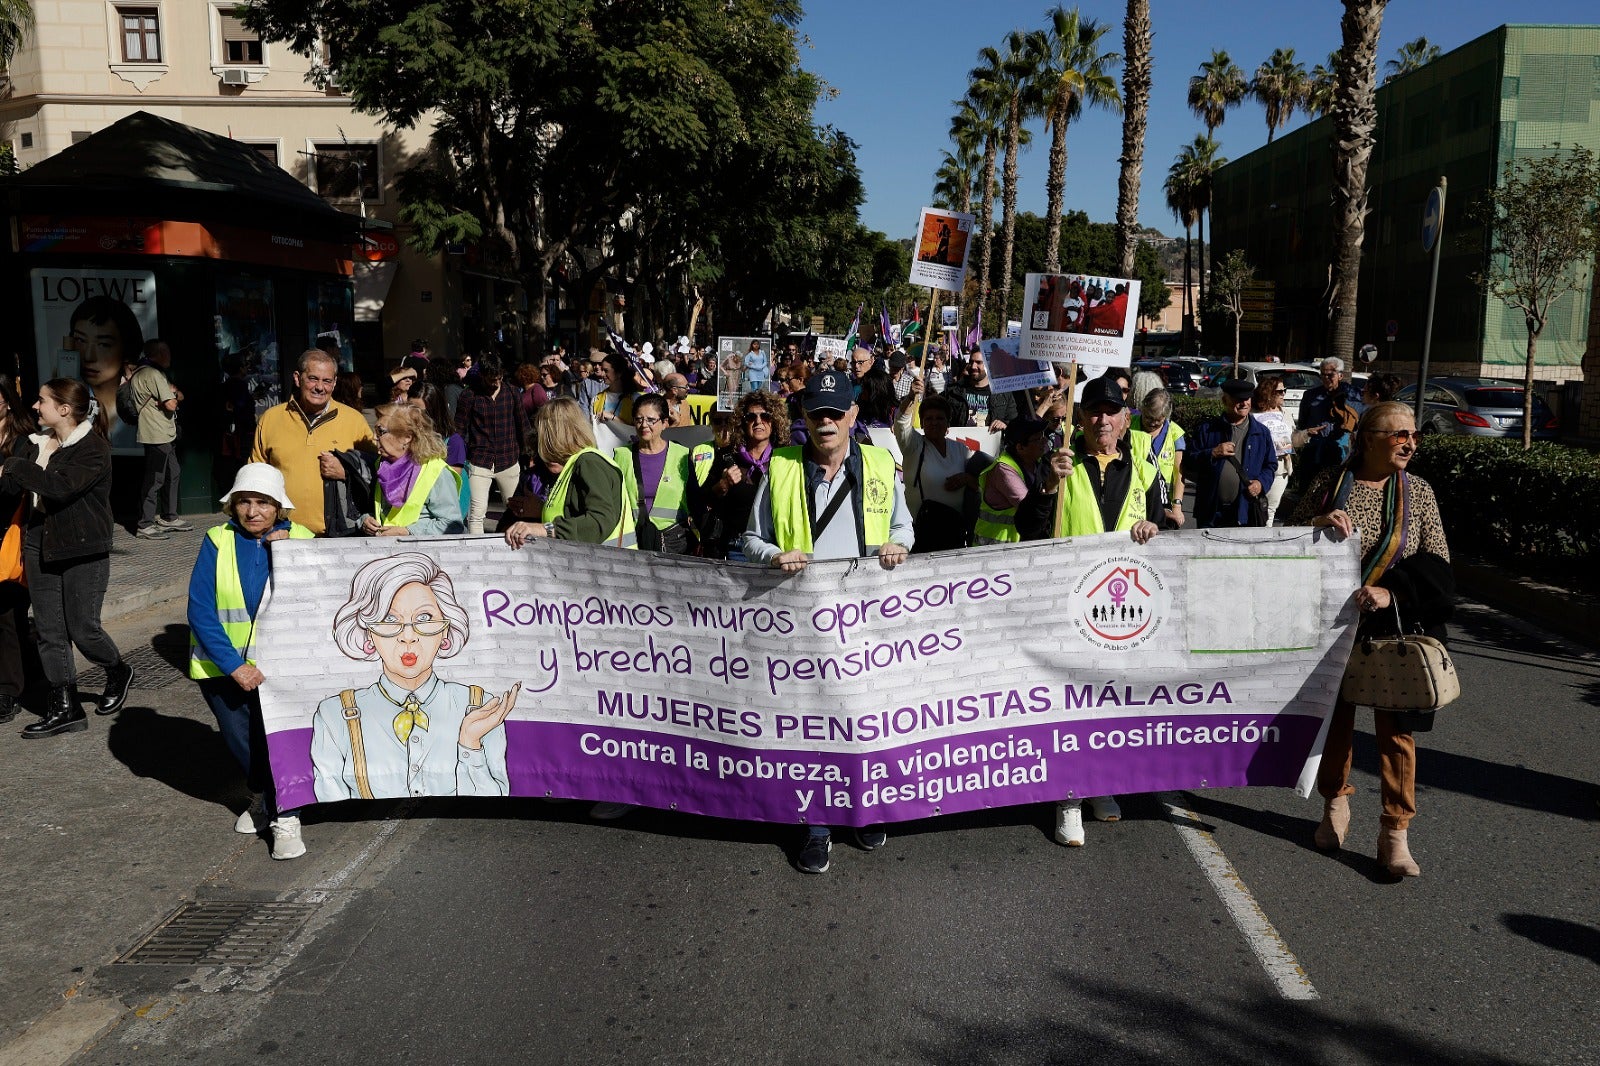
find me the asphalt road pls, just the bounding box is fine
[2,593,1596,1066]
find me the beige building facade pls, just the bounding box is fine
[1,0,454,363]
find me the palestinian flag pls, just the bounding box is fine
[843,302,863,350]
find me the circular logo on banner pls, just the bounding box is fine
[1069,555,1171,651]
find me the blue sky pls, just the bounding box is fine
[798,0,1598,240]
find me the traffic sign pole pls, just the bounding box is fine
[1418,177,1446,422]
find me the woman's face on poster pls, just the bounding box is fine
[367,581,449,684]
[69,317,124,386]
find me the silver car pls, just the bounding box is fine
[1394,378,1558,440]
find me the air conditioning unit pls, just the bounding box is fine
[220,68,251,86]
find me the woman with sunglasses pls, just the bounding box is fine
[1290,401,1453,878]
[613,394,696,554]
[1251,374,1301,526]
[696,389,782,559]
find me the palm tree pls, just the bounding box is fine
[951,95,1001,334]
[1384,36,1440,82]
[0,0,35,69]
[1172,135,1226,340]
[1035,7,1120,274]
[1115,0,1152,278]
[1306,50,1340,117]
[1252,48,1309,143]
[1328,0,1387,361]
[969,32,1041,328]
[1164,160,1199,347]
[1188,49,1247,139]
[931,146,980,214]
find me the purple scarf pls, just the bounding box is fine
[378,455,422,510]
[737,443,772,478]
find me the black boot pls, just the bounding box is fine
[21,686,87,738]
[98,661,135,716]
[0,692,16,724]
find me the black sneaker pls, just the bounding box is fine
[796,833,832,874]
[854,828,887,851]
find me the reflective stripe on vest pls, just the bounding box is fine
[614,441,692,530]
[542,447,636,548]
[973,452,1026,543]
[1058,443,1156,536]
[189,522,314,678]
[375,457,455,528]
[691,443,715,486]
[766,445,894,554]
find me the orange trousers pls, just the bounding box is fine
[1316,699,1416,830]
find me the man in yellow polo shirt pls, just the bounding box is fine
[251,349,375,535]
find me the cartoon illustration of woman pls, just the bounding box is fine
[310,552,518,801]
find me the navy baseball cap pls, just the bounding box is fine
[801,370,855,415]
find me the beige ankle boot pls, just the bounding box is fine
[1377,826,1421,877]
[1313,796,1350,851]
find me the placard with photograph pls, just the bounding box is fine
[1020,273,1141,370]
[907,207,976,290]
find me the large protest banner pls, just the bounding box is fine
[256,531,1359,826]
[908,207,976,290]
[1021,272,1141,372]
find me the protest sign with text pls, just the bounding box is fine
[908,207,975,290]
[1021,272,1141,371]
[716,336,769,412]
[980,336,1055,394]
[256,532,1357,826]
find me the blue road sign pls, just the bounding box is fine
[1422,186,1444,253]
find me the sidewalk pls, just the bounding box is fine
[103,515,228,622]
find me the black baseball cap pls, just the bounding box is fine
[1221,376,1255,398]
[1079,377,1127,411]
[801,370,855,415]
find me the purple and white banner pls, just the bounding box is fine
[256,531,1360,826]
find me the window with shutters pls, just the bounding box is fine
[220,13,263,64]
[117,7,161,63]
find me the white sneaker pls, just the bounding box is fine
[590,802,636,821]
[1088,795,1122,822]
[269,816,306,860]
[234,797,262,835]
[1055,801,1085,846]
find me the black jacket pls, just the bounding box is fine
[1,429,113,562]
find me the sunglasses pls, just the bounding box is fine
[744,411,773,423]
[1367,428,1422,444]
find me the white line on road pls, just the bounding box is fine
[303,799,417,904]
[1160,792,1320,1001]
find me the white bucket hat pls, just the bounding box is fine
[221,463,295,511]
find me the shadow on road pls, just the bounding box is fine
[1178,792,1393,883]
[106,706,240,807]
[1500,914,1600,967]
[909,975,1536,1066]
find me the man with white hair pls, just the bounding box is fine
[1296,356,1361,484]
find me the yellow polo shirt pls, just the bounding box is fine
[251,399,375,534]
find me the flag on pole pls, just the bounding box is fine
[902,302,922,338]
[964,319,982,355]
[879,302,894,346]
[843,302,863,350]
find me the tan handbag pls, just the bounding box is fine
[1339,603,1460,712]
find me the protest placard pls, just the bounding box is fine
[1021,273,1141,371]
[716,336,770,412]
[908,207,976,290]
[256,531,1358,825]
[979,336,1055,393]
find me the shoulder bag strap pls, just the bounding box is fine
[339,689,375,800]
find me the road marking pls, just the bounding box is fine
[302,800,417,904]
[1160,792,1320,1001]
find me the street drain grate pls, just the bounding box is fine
[79,640,189,692]
[116,901,319,966]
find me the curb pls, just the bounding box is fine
[1454,561,1600,652]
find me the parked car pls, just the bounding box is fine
[1198,362,1323,421]
[1132,360,1199,395]
[1393,378,1559,440]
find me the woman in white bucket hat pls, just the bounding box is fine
[186,463,314,860]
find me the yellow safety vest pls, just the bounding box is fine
[1059,440,1157,536]
[766,445,895,554]
[543,447,636,548]
[1135,421,1184,491]
[974,452,1026,543]
[690,442,716,486]
[189,522,314,678]
[614,441,693,530]
[374,457,458,528]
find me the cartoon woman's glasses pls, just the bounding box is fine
[366,620,450,638]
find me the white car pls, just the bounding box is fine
[1227,362,1325,422]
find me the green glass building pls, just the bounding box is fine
[1210,24,1600,381]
